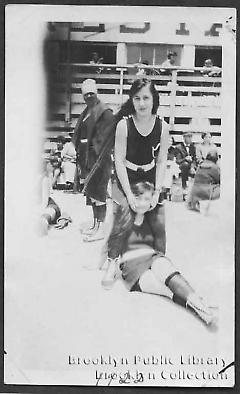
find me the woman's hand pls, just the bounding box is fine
[185,155,192,163]
[126,192,137,212]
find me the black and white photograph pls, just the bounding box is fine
[5,5,236,388]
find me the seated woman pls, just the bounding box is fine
[196,132,218,165]
[187,150,220,212]
[101,181,217,327]
[49,148,63,189]
[61,139,76,190]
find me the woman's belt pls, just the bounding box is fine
[125,159,155,172]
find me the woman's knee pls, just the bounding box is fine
[151,256,177,284]
[139,269,173,298]
[139,270,156,292]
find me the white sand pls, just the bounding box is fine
[4,191,235,387]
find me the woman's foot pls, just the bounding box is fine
[79,220,96,234]
[83,222,105,242]
[186,292,218,327]
[187,201,200,212]
[101,257,121,290]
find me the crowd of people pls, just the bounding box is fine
[89,49,221,79]
[43,134,76,191]
[39,75,220,328]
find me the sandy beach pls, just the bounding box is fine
[4,190,234,387]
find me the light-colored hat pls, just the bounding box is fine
[82,79,97,95]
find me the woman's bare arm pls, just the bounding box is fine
[114,118,132,199]
[155,120,170,192]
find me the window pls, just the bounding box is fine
[59,41,117,64]
[195,46,222,67]
[127,43,183,66]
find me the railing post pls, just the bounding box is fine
[65,22,71,124]
[169,69,178,132]
[116,67,127,105]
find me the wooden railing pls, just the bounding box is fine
[46,63,222,151]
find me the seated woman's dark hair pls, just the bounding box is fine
[131,181,155,197]
[206,150,218,163]
[116,78,159,120]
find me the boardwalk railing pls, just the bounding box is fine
[46,63,222,150]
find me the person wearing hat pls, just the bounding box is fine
[161,51,177,69]
[174,131,197,194]
[71,79,115,241]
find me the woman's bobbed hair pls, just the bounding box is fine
[117,77,159,120]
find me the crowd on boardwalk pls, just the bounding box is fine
[39,76,220,329]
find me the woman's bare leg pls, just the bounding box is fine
[139,270,173,299]
[146,257,217,326]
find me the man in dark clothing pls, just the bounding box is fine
[174,131,197,192]
[72,79,115,241]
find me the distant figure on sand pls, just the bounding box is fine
[37,160,72,236]
[61,139,76,190]
[187,150,220,212]
[174,131,196,193]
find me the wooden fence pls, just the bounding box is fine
[45,63,221,152]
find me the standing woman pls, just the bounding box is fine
[113,78,169,254]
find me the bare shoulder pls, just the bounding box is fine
[161,118,170,132]
[158,118,169,141]
[117,117,128,128]
[116,117,128,137]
